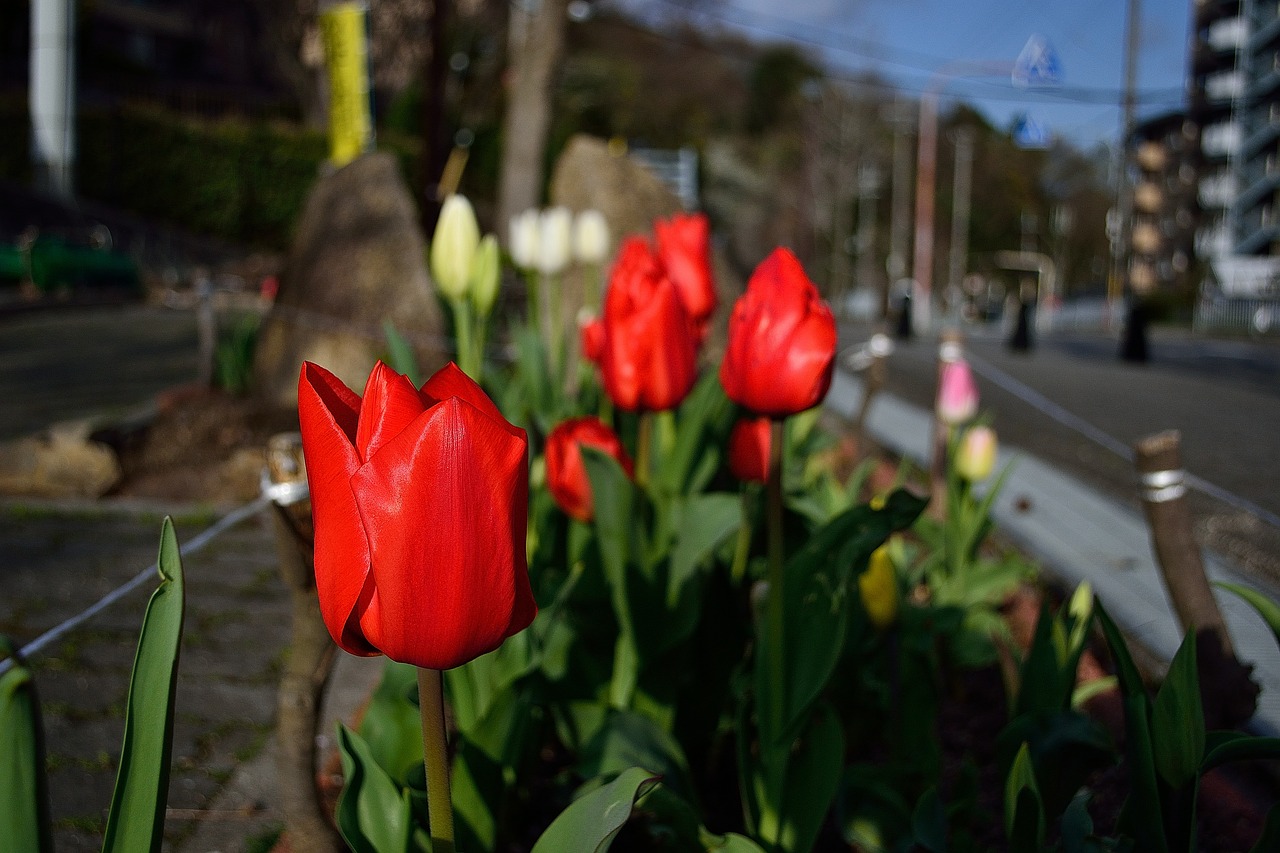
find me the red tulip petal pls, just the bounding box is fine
[356,362,427,463]
[421,362,521,437]
[352,397,535,669]
[298,363,379,657]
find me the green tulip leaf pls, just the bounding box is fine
[452,738,502,853]
[671,493,742,588]
[1095,601,1167,851]
[0,638,52,853]
[1004,742,1045,853]
[580,710,694,801]
[658,371,733,496]
[335,723,414,853]
[1214,581,1280,650]
[530,766,661,853]
[101,517,186,853]
[1150,629,1204,789]
[909,787,948,853]
[778,703,845,853]
[1201,735,1280,772]
[361,661,425,786]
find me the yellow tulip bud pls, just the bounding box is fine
[470,234,501,317]
[955,425,997,482]
[859,544,899,630]
[431,194,480,301]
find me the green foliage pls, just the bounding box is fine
[0,639,53,853]
[101,518,186,853]
[214,313,261,396]
[530,767,659,853]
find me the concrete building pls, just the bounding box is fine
[1128,111,1199,298]
[1188,0,1280,299]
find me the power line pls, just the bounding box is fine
[604,0,1182,109]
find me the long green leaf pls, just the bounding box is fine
[1150,630,1204,790]
[530,767,661,853]
[1004,742,1045,852]
[335,723,414,853]
[1095,600,1168,852]
[0,638,53,853]
[101,517,186,853]
[779,703,845,853]
[382,321,422,386]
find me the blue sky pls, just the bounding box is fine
[618,0,1192,150]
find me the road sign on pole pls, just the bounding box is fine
[1012,34,1063,88]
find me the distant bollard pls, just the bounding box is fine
[1134,430,1259,729]
[852,331,893,458]
[263,432,344,853]
[930,329,965,514]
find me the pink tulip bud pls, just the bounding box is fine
[955,425,997,482]
[936,359,978,425]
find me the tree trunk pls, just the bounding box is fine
[496,0,568,232]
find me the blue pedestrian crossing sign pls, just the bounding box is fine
[1013,113,1049,149]
[1012,34,1062,88]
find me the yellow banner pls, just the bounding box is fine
[319,2,373,167]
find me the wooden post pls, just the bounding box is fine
[265,432,343,852]
[852,331,892,459]
[929,329,964,514]
[1134,430,1258,729]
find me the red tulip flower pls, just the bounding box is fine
[545,416,633,522]
[298,360,537,671]
[599,237,699,412]
[720,248,837,417]
[727,416,772,483]
[580,314,605,365]
[655,212,717,336]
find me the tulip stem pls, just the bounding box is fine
[731,488,753,585]
[635,413,652,490]
[765,418,786,734]
[451,297,478,382]
[417,667,455,853]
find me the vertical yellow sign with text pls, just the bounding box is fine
[319,2,373,167]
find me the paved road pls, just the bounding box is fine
[0,303,201,440]
[841,320,1280,586]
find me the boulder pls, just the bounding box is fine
[253,152,448,406]
[0,420,121,499]
[548,134,742,360]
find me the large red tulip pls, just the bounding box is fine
[545,417,633,522]
[720,248,836,417]
[655,212,717,334]
[599,237,699,411]
[298,360,537,670]
[727,416,771,483]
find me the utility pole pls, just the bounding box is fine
[947,127,975,323]
[885,98,915,320]
[856,160,881,310]
[1110,0,1141,327]
[827,94,856,310]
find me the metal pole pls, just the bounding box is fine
[1109,0,1141,327]
[885,99,914,320]
[911,90,940,333]
[947,128,975,323]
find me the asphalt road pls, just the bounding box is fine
[841,319,1280,586]
[0,302,201,441]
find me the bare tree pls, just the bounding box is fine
[496,0,569,231]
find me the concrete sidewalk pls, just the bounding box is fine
[826,365,1280,738]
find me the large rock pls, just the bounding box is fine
[253,152,448,406]
[0,420,121,499]
[548,134,742,359]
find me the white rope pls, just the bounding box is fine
[0,495,272,677]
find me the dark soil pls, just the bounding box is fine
[102,385,298,504]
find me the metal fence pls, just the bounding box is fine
[1193,295,1280,337]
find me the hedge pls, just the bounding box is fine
[0,97,423,250]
